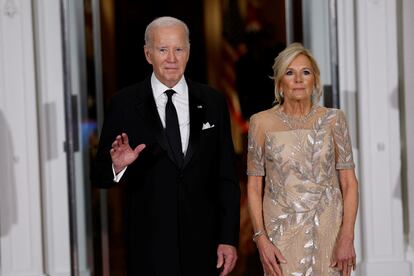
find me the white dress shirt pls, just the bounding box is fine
[151,73,190,154]
[113,73,190,182]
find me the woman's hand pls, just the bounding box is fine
[330,235,356,276]
[110,133,145,173]
[256,236,286,276]
[333,169,358,275]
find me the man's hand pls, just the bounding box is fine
[216,244,237,276]
[110,133,145,173]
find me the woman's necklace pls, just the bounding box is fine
[276,104,318,130]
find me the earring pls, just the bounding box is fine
[280,91,284,97]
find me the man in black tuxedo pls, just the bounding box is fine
[94,16,240,276]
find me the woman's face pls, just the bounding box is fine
[279,54,315,103]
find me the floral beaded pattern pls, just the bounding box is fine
[247,105,354,276]
[274,104,319,130]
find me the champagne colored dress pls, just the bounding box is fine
[247,104,355,276]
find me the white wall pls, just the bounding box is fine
[1,0,81,275]
[355,0,411,274]
[0,0,44,275]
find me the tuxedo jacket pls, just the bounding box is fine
[93,76,240,275]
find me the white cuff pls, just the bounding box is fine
[112,165,127,182]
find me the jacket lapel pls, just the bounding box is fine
[135,79,177,165]
[183,82,204,168]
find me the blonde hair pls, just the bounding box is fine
[144,16,190,47]
[272,42,322,104]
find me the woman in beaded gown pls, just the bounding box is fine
[247,43,359,276]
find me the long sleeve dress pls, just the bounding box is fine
[247,104,355,276]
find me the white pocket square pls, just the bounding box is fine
[202,122,215,130]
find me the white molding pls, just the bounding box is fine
[301,0,331,86]
[32,0,71,274]
[0,274,47,276]
[41,268,90,276]
[0,0,43,274]
[68,0,91,270]
[408,245,414,272]
[401,0,414,264]
[337,0,357,135]
[355,0,411,274]
[337,2,362,275]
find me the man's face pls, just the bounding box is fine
[144,25,190,88]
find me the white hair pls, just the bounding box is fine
[144,16,190,46]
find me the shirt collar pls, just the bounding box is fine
[151,73,187,99]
